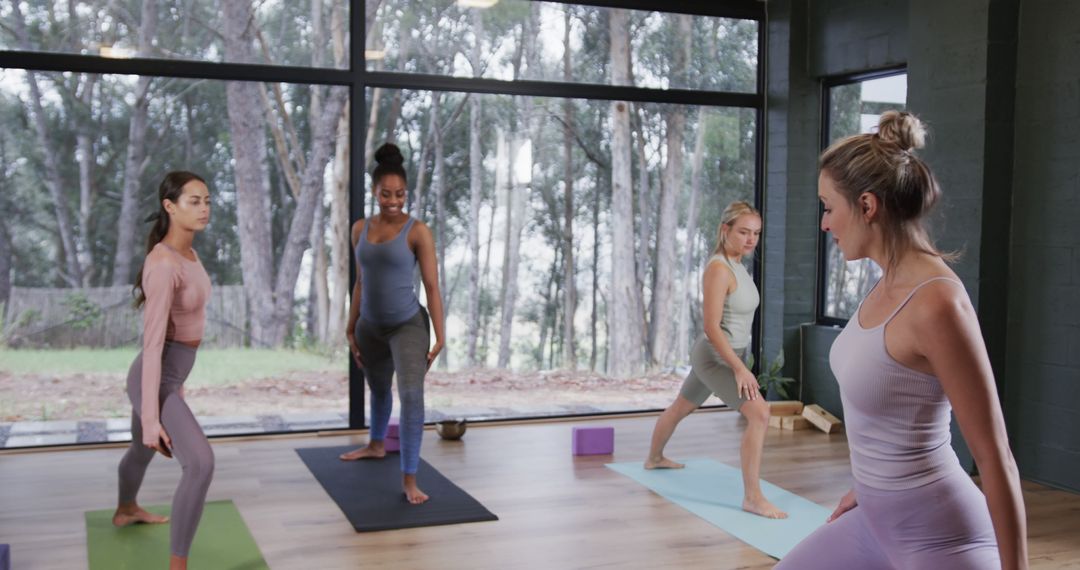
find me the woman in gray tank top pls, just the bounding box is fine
[644,201,789,520]
[339,143,446,506]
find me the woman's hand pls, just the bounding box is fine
[827,489,858,522]
[346,331,364,369]
[142,419,173,458]
[735,367,761,401]
[427,340,444,370]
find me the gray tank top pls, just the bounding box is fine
[709,255,759,349]
[830,277,965,490]
[356,217,421,326]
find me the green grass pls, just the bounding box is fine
[0,347,344,387]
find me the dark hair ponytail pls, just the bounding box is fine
[132,171,206,308]
[372,142,407,187]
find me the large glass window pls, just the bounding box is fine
[0,73,350,447]
[367,1,759,93]
[363,89,756,419]
[820,71,907,322]
[0,1,349,68]
[0,1,764,448]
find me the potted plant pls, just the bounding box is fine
[745,349,796,400]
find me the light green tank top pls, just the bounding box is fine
[708,254,760,349]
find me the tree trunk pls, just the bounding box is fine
[310,197,330,341]
[433,96,450,370]
[223,0,276,346]
[633,104,653,316]
[0,207,10,309]
[267,86,349,346]
[465,8,485,366]
[607,8,646,378]
[561,10,577,370]
[326,1,350,345]
[676,107,708,363]
[112,0,157,286]
[11,5,83,287]
[496,10,539,370]
[497,135,528,369]
[75,74,98,284]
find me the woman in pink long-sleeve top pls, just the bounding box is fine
[113,171,213,570]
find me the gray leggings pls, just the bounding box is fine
[679,336,748,411]
[118,341,214,558]
[357,307,430,475]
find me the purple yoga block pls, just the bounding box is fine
[572,426,614,456]
[386,422,400,439]
[384,436,400,452]
[0,543,9,570]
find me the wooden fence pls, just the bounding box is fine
[2,285,248,348]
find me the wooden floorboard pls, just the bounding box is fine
[1,411,1078,569]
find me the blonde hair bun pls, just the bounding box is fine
[876,110,927,152]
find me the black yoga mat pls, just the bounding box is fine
[295,445,498,532]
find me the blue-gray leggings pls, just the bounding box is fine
[118,341,213,558]
[776,467,999,569]
[357,307,430,474]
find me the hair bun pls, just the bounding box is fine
[876,110,927,152]
[374,142,404,167]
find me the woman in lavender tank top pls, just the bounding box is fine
[777,112,1027,569]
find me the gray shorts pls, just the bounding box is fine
[678,335,749,411]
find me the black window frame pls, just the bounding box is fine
[0,0,767,446]
[816,65,907,327]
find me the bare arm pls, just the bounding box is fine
[413,221,445,368]
[916,284,1028,570]
[702,261,748,371]
[346,220,365,367]
[702,260,759,399]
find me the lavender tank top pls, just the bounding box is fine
[830,276,965,490]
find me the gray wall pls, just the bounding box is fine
[1005,0,1080,493]
[809,0,908,76]
[779,0,1080,491]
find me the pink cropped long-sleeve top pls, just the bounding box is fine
[141,243,212,387]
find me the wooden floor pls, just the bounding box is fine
[2,411,1079,569]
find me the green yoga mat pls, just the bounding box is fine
[607,458,830,559]
[86,500,268,569]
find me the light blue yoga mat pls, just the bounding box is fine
[607,458,829,559]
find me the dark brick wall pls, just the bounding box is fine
[1005,0,1080,492]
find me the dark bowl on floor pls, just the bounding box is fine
[436,420,467,440]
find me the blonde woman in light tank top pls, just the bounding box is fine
[778,112,1027,569]
[644,201,788,520]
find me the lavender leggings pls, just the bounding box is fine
[777,468,999,569]
[118,341,214,558]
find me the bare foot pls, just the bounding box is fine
[169,554,187,570]
[339,443,386,461]
[403,474,429,505]
[643,456,685,470]
[742,497,789,519]
[112,504,169,527]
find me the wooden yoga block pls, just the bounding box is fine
[769,414,810,430]
[572,426,614,456]
[802,404,843,434]
[768,400,805,416]
[781,416,811,430]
